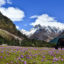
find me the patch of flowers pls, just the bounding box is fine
[0,46,64,64]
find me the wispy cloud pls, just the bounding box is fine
[0,0,6,6]
[7,0,12,4]
[0,0,12,6]
[30,15,38,19]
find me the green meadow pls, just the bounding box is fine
[0,46,64,64]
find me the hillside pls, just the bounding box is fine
[0,12,25,38]
[0,12,26,45]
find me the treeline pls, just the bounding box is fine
[20,38,56,47]
[0,36,20,46]
[0,36,56,47]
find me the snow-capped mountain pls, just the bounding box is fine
[21,24,64,42]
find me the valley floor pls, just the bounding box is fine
[0,46,64,64]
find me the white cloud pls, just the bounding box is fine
[0,0,6,6]
[0,0,25,21]
[30,14,64,30]
[7,0,12,4]
[0,7,25,21]
[30,15,38,19]
[0,0,12,6]
[21,28,37,37]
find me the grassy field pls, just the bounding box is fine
[0,46,64,64]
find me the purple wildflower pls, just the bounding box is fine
[41,59,44,62]
[53,57,58,61]
[43,56,45,58]
[61,59,63,61]
[24,61,26,64]
[21,55,24,58]
[0,56,2,58]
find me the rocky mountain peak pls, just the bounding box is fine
[29,25,64,42]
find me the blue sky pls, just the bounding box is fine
[0,0,64,31]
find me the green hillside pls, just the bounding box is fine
[0,12,27,45]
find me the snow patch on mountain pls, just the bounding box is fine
[21,28,37,37]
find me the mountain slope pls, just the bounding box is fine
[23,24,64,42]
[0,12,25,38]
[0,12,25,45]
[0,29,22,41]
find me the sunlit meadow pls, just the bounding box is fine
[0,46,64,64]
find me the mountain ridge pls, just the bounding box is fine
[21,24,64,42]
